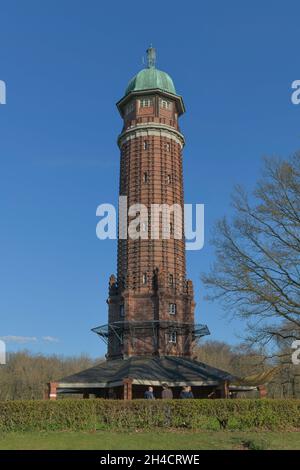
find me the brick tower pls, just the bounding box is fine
[52,49,241,401]
[93,47,208,359]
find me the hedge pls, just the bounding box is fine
[0,399,300,432]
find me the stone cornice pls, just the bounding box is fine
[117,122,185,148]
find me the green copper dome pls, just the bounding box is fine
[125,46,176,96]
[125,67,176,96]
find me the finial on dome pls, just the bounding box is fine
[146,45,156,68]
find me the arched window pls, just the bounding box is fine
[160,99,171,110]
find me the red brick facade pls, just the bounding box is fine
[107,89,195,359]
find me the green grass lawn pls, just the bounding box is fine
[0,430,299,450]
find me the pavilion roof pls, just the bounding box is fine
[56,355,236,390]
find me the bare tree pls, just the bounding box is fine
[0,350,101,400]
[194,337,300,398]
[194,340,268,377]
[202,154,300,346]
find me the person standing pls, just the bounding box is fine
[180,385,194,399]
[161,383,173,399]
[144,386,155,399]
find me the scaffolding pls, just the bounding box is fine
[92,320,210,348]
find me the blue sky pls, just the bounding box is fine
[0,0,299,357]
